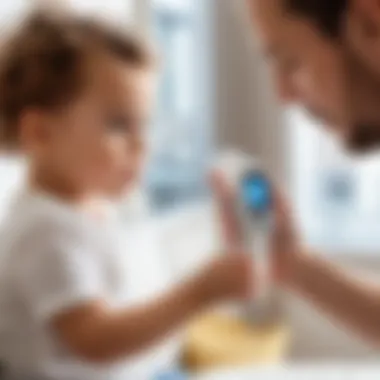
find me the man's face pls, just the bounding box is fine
[248,0,380,153]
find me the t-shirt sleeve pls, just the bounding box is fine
[16,221,105,322]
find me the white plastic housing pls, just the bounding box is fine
[215,149,283,325]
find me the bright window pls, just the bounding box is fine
[0,0,32,220]
[145,0,213,212]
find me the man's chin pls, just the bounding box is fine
[344,125,380,155]
[312,116,380,154]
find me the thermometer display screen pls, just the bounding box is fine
[240,171,272,215]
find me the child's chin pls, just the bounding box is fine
[110,181,136,199]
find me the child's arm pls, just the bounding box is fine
[19,230,252,364]
[52,254,249,363]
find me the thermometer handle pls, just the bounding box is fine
[236,194,282,324]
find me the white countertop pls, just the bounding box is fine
[193,365,380,379]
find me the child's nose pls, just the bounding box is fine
[128,133,146,155]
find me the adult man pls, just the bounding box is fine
[214,0,380,346]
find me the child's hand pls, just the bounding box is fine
[195,252,254,305]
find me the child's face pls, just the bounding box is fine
[28,57,155,199]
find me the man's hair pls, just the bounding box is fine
[285,0,348,38]
[0,10,154,150]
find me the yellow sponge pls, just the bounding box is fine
[183,312,290,372]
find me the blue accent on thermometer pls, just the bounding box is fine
[240,171,272,215]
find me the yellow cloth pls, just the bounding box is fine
[183,312,290,372]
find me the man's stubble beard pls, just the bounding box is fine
[344,47,380,154]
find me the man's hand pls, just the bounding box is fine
[209,169,300,285]
[210,170,380,346]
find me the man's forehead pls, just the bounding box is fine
[247,0,316,54]
[247,0,290,50]
[247,0,285,19]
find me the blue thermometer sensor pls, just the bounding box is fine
[240,171,273,217]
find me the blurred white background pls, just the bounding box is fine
[1,0,380,255]
[0,0,380,370]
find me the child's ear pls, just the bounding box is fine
[19,108,51,152]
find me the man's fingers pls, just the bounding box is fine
[271,187,298,247]
[209,170,242,250]
[272,187,290,217]
[210,170,296,252]
[209,170,235,201]
[271,187,292,227]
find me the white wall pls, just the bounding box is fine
[287,256,380,361]
[211,0,288,186]
[67,0,132,20]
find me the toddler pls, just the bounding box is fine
[0,10,252,380]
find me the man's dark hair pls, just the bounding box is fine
[286,0,348,38]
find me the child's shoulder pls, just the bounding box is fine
[0,191,98,258]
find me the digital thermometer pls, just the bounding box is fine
[216,151,282,324]
[240,170,273,221]
[238,169,275,317]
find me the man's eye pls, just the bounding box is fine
[282,58,301,73]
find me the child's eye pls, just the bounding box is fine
[107,116,131,133]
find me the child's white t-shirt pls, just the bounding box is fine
[0,190,181,380]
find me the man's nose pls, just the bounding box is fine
[275,73,299,104]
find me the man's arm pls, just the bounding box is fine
[209,170,380,346]
[289,252,380,345]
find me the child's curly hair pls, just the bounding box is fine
[0,10,154,150]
